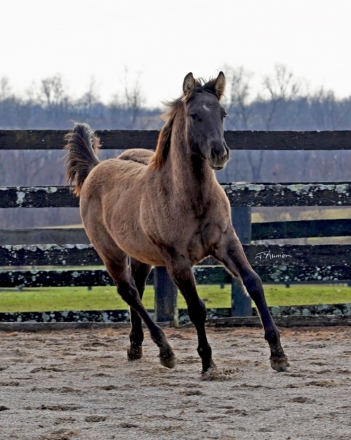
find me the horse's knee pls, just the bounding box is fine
[188,298,207,325]
[242,270,263,299]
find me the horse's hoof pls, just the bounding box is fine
[270,355,289,372]
[127,346,143,361]
[201,361,217,375]
[159,349,176,369]
[201,364,218,380]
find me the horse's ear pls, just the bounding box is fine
[183,72,196,97]
[214,71,226,100]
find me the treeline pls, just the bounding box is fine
[1,65,351,228]
[224,65,351,131]
[0,74,162,130]
[1,66,351,131]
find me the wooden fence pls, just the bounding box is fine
[1,130,351,322]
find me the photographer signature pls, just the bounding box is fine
[255,250,292,260]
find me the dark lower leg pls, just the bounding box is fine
[127,263,151,361]
[242,270,288,371]
[188,298,215,373]
[117,280,175,368]
[168,264,214,373]
[128,309,144,360]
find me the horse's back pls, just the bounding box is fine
[118,148,153,166]
[81,157,145,195]
[79,156,164,265]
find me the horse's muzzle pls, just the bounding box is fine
[208,140,229,170]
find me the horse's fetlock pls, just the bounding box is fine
[197,344,212,359]
[264,330,280,345]
[151,328,167,348]
[127,345,143,361]
[129,332,144,346]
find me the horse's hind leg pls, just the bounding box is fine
[102,255,175,368]
[240,267,288,371]
[127,259,151,361]
[214,231,288,372]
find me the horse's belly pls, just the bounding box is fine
[112,227,165,266]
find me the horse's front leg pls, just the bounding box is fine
[166,260,215,373]
[127,260,152,361]
[214,230,289,372]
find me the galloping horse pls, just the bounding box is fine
[64,72,288,374]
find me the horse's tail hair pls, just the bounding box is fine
[64,123,100,196]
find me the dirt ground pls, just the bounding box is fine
[0,325,350,440]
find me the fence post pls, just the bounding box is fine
[154,267,178,326]
[231,207,252,317]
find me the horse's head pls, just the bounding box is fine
[182,72,229,170]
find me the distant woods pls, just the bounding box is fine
[0,73,161,130]
[1,65,351,131]
[1,65,351,228]
[224,64,351,131]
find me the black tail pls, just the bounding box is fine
[64,123,100,195]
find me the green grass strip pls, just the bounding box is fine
[0,284,351,313]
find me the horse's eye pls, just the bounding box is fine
[189,113,200,121]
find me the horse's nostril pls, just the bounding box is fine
[210,147,227,163]
[209,141,229,164]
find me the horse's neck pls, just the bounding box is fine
[165,120,216,203]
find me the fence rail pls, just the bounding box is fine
[1,130,351,322]
[1,218,351,246]
[1,243,350,282]
[2,129,351,150]
[1,183,351,208]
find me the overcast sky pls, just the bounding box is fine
[1,0,351,106]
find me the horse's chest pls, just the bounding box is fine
[187,223,223,263]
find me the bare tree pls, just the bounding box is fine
[109,68,151,130]
[40,74,66,107]
[39,74,71,125]
[0,77,11,100]
[310,87,351,130]
[260,64,300,130]
[14,85,37,129]
[223,66,254,130]
[0,77,15,128]
[80,77,100,113]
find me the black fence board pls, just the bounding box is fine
[2,218,351,246]
[0,267,230,287]
[0,187,78,208]
[1,263,349,287]
[0,244,100,266]
[2,183,351,208]
[2,130,351,150]
[1,244,351,268]
[252,219,351,240]
[0,228,90,245]
[223,182,351,207]
[223,130,351,151]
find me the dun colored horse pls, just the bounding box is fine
[64,72,288,373]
